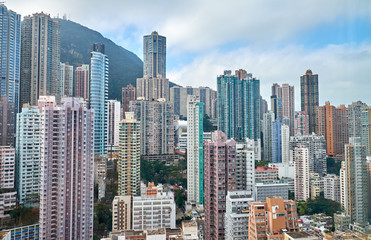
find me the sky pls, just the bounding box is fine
[7,0,371,109]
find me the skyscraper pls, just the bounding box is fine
[0,4,21,113]
[263,111,274,162]
[281,84,295,134]
[217,69,261,141]
[345,137,369,224]
[59,63,73,97]
[204,131,236,240]
[118,112,141,196]
[0,97,15,146]
[300,69,319,134]
[316,102,348,156]
[294,147,310,201]
[122,84,136,114]
[295,111,309,136]
[136,77,169,101]
[129,99,174,155]
[39,97,94,239]
[170,86,217,118]
[187,96,204,207]
[290,133,327,176]
[89,43,109,155]
[281,124,290,164]
[235,139,256,194]
[361,106,371,156]
[20,13,60,106]
[143,31,166,78]
[16,105,42,205]
[272,119,282,163]
[107,100,121,149]
[74,64,89,99]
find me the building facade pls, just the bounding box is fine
[143,31,166,78]
[344,137,369,224]
[39,98,94,239]
[263,111,274,162]
[122,84,136,114]
[16,106,42,205]
[225,191,254,240]
[236,139,255,195]
[118,112,141,196]
[186,96,204,206]
[0,4,21,114]
[20,13,60,106]
[60,63,73,97]
[300,70,319,134]
[170,86,216,118]
[204,131,236,240]
[316,102,348,156]
[129,99,174,155]
[107,100,121,148]
[74,64,89,99]
[294,147,310,201]
[248,197,299,240]
[132,191,176,231]
[89,44,109,155]
[112,196,132,231]
[290,133,327,176]
[217,69,261,141]
[323,174,340,203]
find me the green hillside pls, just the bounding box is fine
[59,19,143,101]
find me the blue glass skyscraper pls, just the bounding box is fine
[0,4,21,113]
[272,119,282,163]
[217,69,261,141]
[90,44,109,155]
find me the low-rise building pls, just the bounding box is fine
[334,213,351,232]
[255,166,279,183]
[255,181,289,201]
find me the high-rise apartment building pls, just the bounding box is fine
[260,96,268,120]
[300,70,319,134]
[272,119,282,163]
[129,99,174,155]
[60,63,73,97]
[344,137,369,224]
[107,100,121,148]
[271,83,282,121]
[170,86,217,118]
[361,106,371,156]
[122,84,136,113]
[263,111,274,162]
[16,106,42,205]
[0,4,21,114]
[0,97,15,146]
[281,84,295,134]
[295,111,309,136]
[136,77,169,101]
[89,43,109,155]
[143,31,166,78]
[225,191,254,240]
[137,32,169,101]
[74,64,89,99]
[323,174,340,203]
[248,197,299,240]
[217,69,261,141]
[20,13,60,106]
[187,96,204,207]
[290,134,327,176]
[0,146,15,189]
[112,195,132,231]
[348,101,366,138]
[340,161,348,212]
[236,139,255,195]
[294,147,310,201]
[316,102,348,156]
[204,131,236,240]
[282,124,290,164]
[39,98,94,239]
[118,112,141,196]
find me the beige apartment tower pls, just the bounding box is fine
[118,112,141,196]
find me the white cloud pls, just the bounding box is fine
[167,43,371,109]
